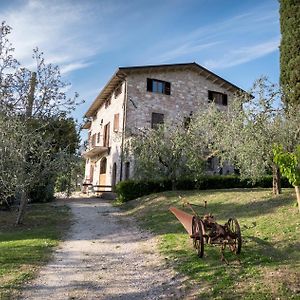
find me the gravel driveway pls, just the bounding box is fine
[20,198,189,299]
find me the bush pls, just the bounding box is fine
[116,175,292,202]
[115,179,172,202]
[29,178,56,203]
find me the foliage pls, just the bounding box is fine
[273,144,300,212]
[115,175,292,202]
[0,203,70,299]
[120,189,299,299]
[273,144,300,187]
[0,22,81,222]
[192,77,300,195]
[280,0,300,105]
[55,156,85,195]
[126,119,207,188]
[126,78,300,195]
[115,179,172,202]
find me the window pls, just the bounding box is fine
[125,162,130,180]
[208,90,228,106]
[97,132,100,144]
[114,84,122,98]
[103,122,110,147]
[147,78,171,95]
[91,134,96,147]
[113,113,119,132]
[151,112,164,129]
[88,131,91,146]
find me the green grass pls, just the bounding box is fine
[118,188,300,299]
[0,203,71,299]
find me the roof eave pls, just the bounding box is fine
[84,69,126,118]
[84,62,248,117]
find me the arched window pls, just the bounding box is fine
[100,157,107,174]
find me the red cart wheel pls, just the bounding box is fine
[228,218,242,254]
[192,216,204,258]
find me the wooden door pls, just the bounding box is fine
[99,158,107,186]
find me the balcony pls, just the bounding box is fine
[82,145,109,158]
[83,130,110,158]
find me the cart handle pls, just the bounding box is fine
[179,196,207,217]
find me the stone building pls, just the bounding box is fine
[82,62,244,189]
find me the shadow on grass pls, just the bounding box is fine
[131,190,295,233]
[129,189,298,298]
[162,233,299,299]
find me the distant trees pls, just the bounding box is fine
[279,0,300,105]
[0,22,81,223]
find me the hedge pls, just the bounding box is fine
[115,175,292,202]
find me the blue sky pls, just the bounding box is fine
[0,0,280,128]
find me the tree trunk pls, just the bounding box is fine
[295,186,300,213]
[16,191,28,225]
[272,164,281,195]
[171,179,177,191]
[16,72,36,225]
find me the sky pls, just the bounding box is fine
[0,0,280,135]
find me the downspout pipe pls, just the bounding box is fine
[119,76,127,182]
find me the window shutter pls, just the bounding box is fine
[113,113,119,132]
[165,81,171,95]
[147,78,153,92]
[91,134,96,147]
[208,90,213,101]
[103,123,110,147]
[222,94,228,106]
[106,123,110,147]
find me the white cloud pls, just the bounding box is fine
[144,3,279,67]
[204,38,280,69]
[154,41,222,63]
[0,0,114,73]
[60,62,92,75]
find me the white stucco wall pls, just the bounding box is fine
[84,81,125,187]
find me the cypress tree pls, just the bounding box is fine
[279,0,300,105]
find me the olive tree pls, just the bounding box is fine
[126,119,206,189]
[0,22,80,223]
[194,77,300,195]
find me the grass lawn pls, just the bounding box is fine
[0,203,70,299]
[118,188,300,299]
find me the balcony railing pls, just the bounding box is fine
[83,134,109,158]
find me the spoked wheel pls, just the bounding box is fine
[192,216,204,258]
[227,218,242,254]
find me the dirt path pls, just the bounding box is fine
[20,198,188,299]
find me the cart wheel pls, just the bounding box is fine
[192,216,204,258]
[228,218,242,254]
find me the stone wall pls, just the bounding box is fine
[126,68,234,131]
[125,68,236,176]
